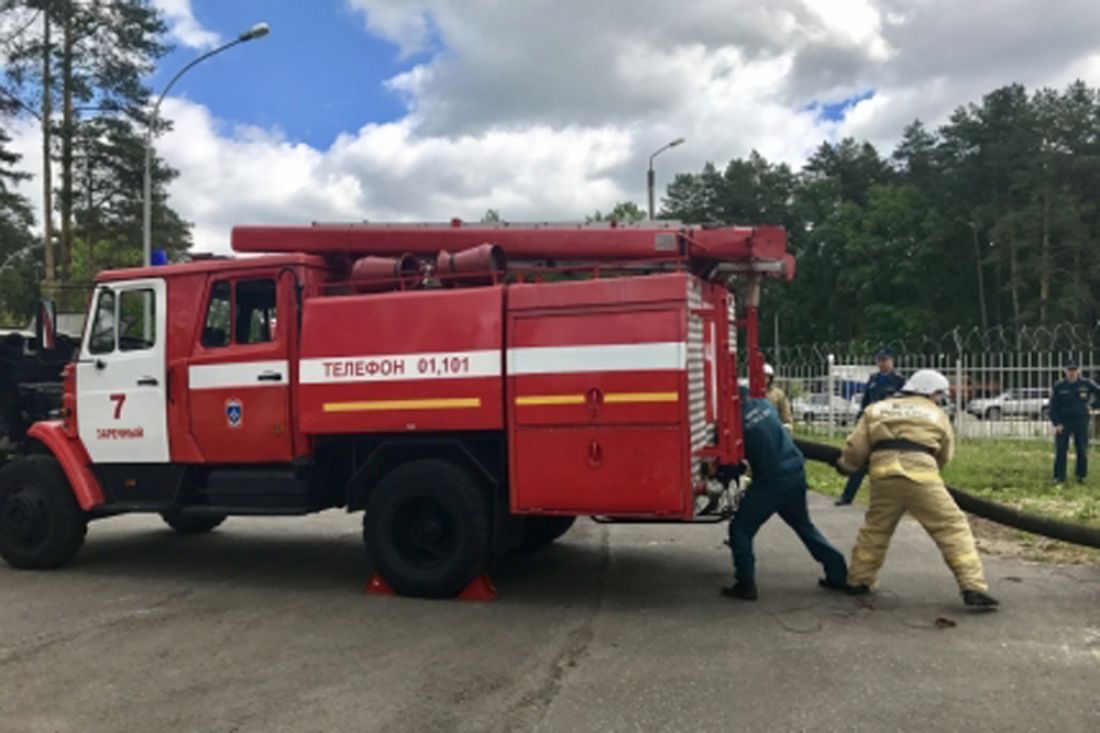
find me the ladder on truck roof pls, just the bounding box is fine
[230,219,794,277]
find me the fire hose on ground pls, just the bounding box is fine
[793,438,1100,551]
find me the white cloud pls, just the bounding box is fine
[152,0,221,49]
[9,1,1100,253]
[346,0,433,58]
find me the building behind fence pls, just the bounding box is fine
[769,323,1100,442]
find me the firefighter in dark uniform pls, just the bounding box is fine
[836,347,906,505]
[1050,360,1100,484]
[722,388,848,600]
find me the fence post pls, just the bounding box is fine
[827,353,836,437]
[955,357,963,435]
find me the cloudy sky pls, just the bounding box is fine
[10,0,1100,252]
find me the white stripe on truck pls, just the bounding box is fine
[189,360,289,390]
[507,342,686,375]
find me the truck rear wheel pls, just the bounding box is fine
[364,459,490,598]
[518,516,576,553]
[160,512,226,535]
[0,455,86,569]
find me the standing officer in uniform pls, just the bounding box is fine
[836,369,998,609]
[723,388,848,600]
[1050,360,1100,484]
[836,346,906,505]
[764,363,794,431]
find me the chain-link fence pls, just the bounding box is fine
[768,323,1100,441]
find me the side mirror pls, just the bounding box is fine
[35,299,57,352]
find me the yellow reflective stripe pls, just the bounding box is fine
[323,398,481,412]
[515,394,585,406]
[604,392,679,404]
[868,465,942,483]
[516,391,680,407]
[946,551,981,566]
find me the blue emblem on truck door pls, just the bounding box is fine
[226,398,243,428]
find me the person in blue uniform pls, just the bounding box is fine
[835,346,906,506]
[1050,360,1100,484]
[723,389,848,600]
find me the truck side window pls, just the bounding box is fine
[202,281,231,348]
[88,289,116,354]
[235,279,277,344]
[118,289,157,351]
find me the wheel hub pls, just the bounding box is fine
[393,497,455,568]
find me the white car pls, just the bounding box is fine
[966,389,1049,421]
[792,393,859,425]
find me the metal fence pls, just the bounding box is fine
[767,324,1100,441]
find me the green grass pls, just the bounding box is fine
[795,428,1100,530]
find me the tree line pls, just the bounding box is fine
[0,0,191,321]
[658,81,1100,347]
[3,11,1099,344]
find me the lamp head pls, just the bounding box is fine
[239,22,270,42]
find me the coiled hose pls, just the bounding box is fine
[794,438,1100,550]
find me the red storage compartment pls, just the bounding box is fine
[512,427,685,515]
[507,274,704,519]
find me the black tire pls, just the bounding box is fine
[986,407,1002,421]
[0,455,86,569]
[518,516,576,553]
[363,459,490,598]
[160,512,226,535]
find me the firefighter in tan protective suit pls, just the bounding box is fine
[764,364,794,431]
[836,369,999,609]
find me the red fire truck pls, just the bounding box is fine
[0,221,792,597]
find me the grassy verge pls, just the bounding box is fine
[795,427,1100,563]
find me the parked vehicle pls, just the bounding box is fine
[966,388,1049,420]
[792,393,858,425]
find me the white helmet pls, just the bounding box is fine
[763,363,775,377]
[902,369,950,396]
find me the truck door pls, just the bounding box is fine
[187,274,294,462]
[77,279,170,463]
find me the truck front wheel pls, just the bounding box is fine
[364,459,491,598]
[0,455,87,569]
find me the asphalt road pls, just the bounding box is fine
[1,495,1098,733]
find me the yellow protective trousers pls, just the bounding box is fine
[847,475,988,592]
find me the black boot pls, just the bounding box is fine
[818,578,848,592]
[721,581,758,601]
[834,499,852,506]
[962,589,1000,609]
[846,583,872,596]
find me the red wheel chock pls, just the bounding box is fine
[365,573,497,602]
[365,573,395,596]
[456,574,497,602]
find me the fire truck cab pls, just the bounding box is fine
[0,221,792,597]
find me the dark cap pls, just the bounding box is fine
[1064,359,1080,370]
[875,346,895,360]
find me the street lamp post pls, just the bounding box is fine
[647,137,685,220]
[142,22,270,266]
